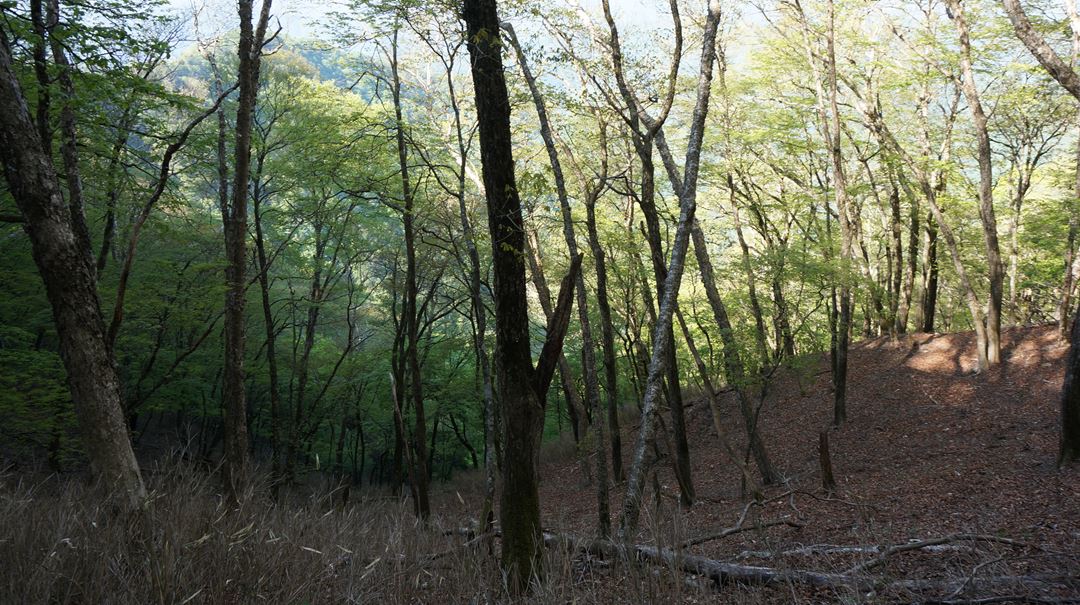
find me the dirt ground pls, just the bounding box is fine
[515,325,1080,601]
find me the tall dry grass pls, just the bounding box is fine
[0,460,724,604]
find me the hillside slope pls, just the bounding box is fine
[534,324,1080,600]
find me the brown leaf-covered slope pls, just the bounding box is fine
[531,324,1080,597]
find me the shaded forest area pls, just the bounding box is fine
[1,0,1079,602]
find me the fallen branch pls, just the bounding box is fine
[846,534,1032,575]
[682,518,803,548]
[538,531,1074,597]
[736,542,975,560]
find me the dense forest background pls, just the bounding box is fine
[2,0,1080,599]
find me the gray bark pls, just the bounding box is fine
[618,0,723,540]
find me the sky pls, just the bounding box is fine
[165,0,681,48]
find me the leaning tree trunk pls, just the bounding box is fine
[524,229,588,440]
[948,0,1003,369]
[618,0,722,540]
[0,30,146,511]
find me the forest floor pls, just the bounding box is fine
[438,324,1080,602]
[3,325,1078,603]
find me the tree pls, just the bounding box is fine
[220,0,274,505]
[1000,0,1080,463]
[463,0,581,587]
[0,8,145,511]
[618,0,722,541]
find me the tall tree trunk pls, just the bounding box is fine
[0,28,146,511]
[465,0,575,587]
[585,191,624,482]
[948,0,1003,369]
[729,181,771,368]
[220,0,272,505]
[444,58,498,535]
[504,24,610,535]
[897,176,919,333]
[1060,123,1080,338]
[795,0,854,424]
[252,161,283,495]
[618,0,722,540]
[600,0,694,506]
[390,27,431,521]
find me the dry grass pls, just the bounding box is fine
[0,461,730,604]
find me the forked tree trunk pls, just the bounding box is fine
[618,0,722,540]
[601,0,695,506]
[464,0,580,588]
[524,229,588,440]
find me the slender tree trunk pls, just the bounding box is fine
[600,0,694,506]
[585,193,624,482]
[618,0,722,539]
[221,0,272,505]
[922,213,940,333]
[1060,129,1080,338]
[897,178,919,333]
[948,0,1003,369]
[446,69,498,534]
[888,170,904,334]
[795,0,853,424]
[390,27,431,521]
[729,182,771,368]
[252,166,283,495]
[504,24,610,535]
[690,222,779,484]
[675,309,759,492]
[0,29,146,511]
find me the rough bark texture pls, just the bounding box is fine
[221,0,273,504]
[464,0,544,588]
[504,23,610,536]
[0,27,146,510]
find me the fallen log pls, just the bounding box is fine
[736,542,975,560]
[539,531,1076,597]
